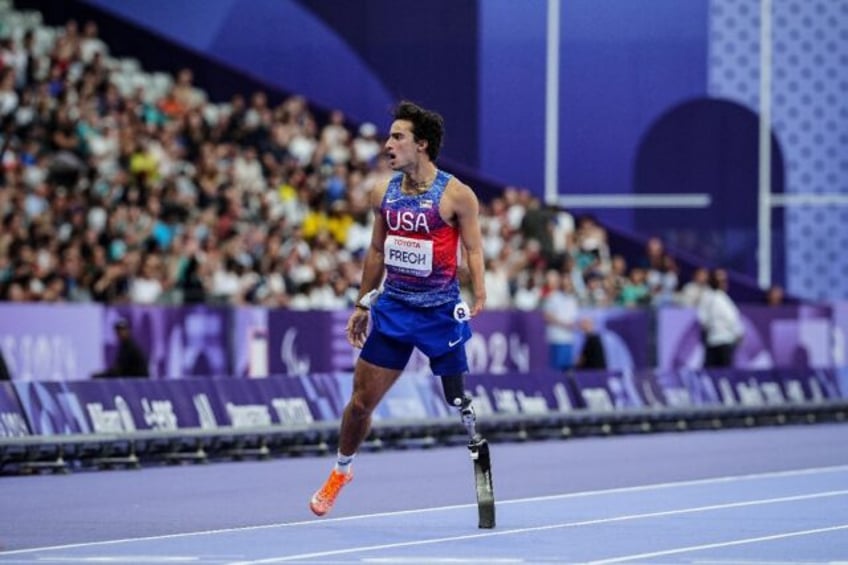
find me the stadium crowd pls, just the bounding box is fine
[0,11,694,312]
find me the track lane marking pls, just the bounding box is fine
[586,523,848,564]
[2,465,847,558]
[230,490,848,564]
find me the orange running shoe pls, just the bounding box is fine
[309,469,353,516]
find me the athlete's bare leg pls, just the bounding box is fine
[310,358,400,516]
[338,357,403,455]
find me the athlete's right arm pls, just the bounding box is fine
[358,180,389,300]
[347,181,389,348]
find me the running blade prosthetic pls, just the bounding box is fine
[468,436,495,528]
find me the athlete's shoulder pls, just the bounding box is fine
[371,173,399,209]
[443,176,479,207]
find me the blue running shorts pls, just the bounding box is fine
[359,294,472,375]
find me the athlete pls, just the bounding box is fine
[309,101,487,517]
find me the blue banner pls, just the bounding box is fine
[0,382,30,437]
[6,365,846,438]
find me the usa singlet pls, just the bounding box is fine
[381,170,460,308]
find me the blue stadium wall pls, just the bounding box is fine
[21,0,848,301]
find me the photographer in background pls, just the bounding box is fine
[91,318,149,379]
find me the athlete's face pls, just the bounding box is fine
[385,119,424,171]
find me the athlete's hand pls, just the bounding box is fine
[470,295,486,318]
[346,309,370,348]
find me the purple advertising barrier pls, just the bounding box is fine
[0,382,30,436]
[463,370,584,416]
[650,367,843,409]
[311,368,586,421]
[708,367,840,406]
[13,379,226,435]
[832,301,848,404]
[12,367,845,438]
[657,304,836,371]
[209,374,351,426]
[13,381,88,435]
[267,311,349,376]
[769,368,843,402]
[652,368,724,407]
[575,308,652,370]
[568,370,649,411]
[231,307,269,378]
[745,304,834,369]
[0,304,104,381]
[465,311,548,374]
[267,309,551,377]
[104,306,232,379]
[13,377,349,435]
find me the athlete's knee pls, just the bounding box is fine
[346,392,373,422]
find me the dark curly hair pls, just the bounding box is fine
[392,100,444,162]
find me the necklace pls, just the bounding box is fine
[403,172,436,193]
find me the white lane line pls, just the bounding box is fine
[229,490,848,564]
[585,523,848,564]
[1,465,847,557]
[362,556,526,565]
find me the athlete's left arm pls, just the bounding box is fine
[450,180,487,317]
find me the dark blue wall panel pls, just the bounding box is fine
[478,0,547,191]
[82,0,396,132]
[296,0,480,167]
[559,0,709,229]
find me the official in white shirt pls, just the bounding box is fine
[697,269,744,368]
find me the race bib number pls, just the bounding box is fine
[453,301,471,322]
[385,235,433,277]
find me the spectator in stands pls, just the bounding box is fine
[351,122,381,167]
[583,271,612,308]
[618,267,651,308]
[513,270,542,311]
[128,252,167,304]
[550,205,575,264]
[91,318,149,378]
[520,196,556,265]
[640,236,665,271]
[765,284,785,307]
[573,214,610,275]
[607,254,629,303]
[175,67,200,105]
[79,20,108,64]
[647,253,679,307]
[316,109,351,167]
[307,268,345,310]
[678,266,709,308]
[15,30,39,89]
[176,254,206,304]
[542,269,580,372]
[90,259,130,303]
[575,317,607,370]
[483,255,513,310]
[556,253,588,304]
[0,67,19,121]
[698,268,744,368]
